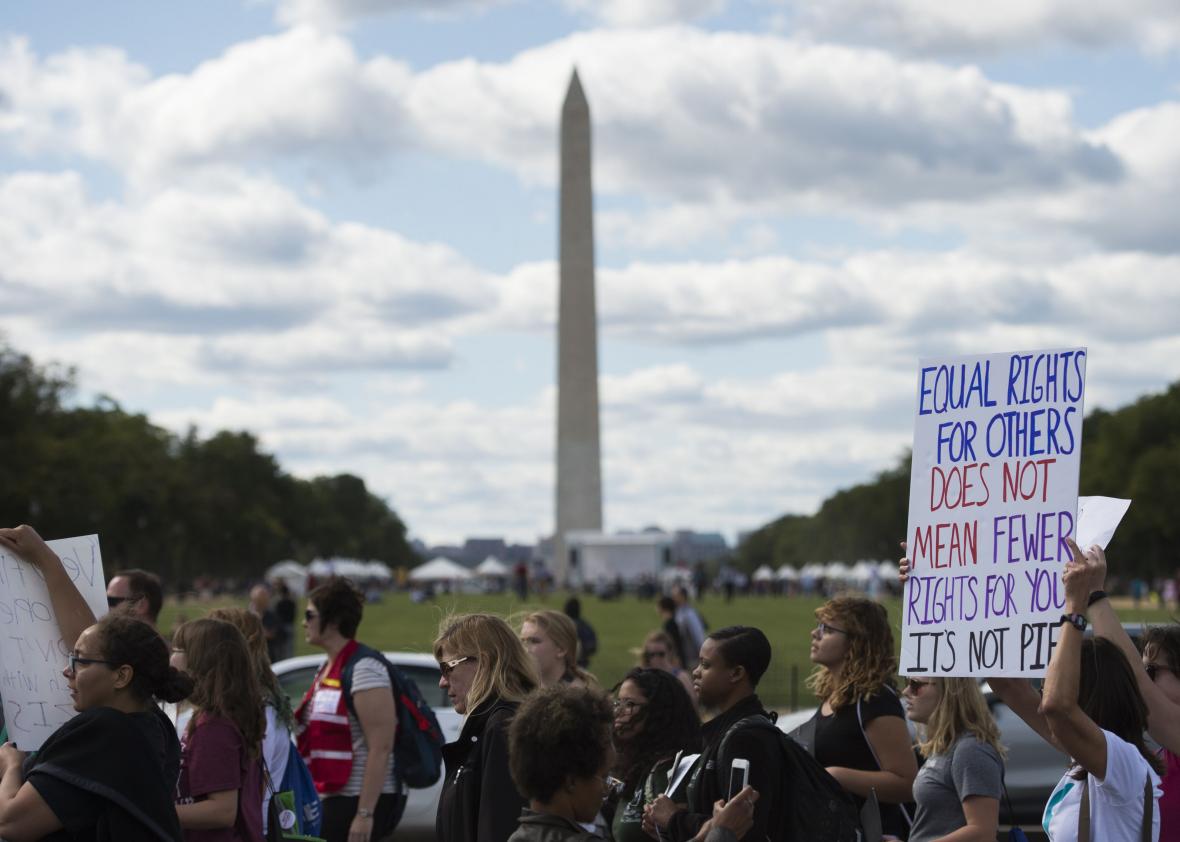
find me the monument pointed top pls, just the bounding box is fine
[563,67,587,110]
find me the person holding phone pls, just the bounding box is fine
[644,626,785,842]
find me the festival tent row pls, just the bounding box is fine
[264,558,395,595]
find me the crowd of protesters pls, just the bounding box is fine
[1,522,1177,842]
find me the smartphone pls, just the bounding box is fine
[728,758,749,799]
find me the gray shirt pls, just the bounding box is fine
[909,734,1003,842]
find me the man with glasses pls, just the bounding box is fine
[106,568,163,628]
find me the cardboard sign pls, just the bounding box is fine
[901,349,1087,677]
[0,535,109,749]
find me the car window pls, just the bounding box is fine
[277,663,448,711]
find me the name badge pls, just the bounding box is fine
[313,688,342,714]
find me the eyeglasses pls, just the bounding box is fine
[904,678,935,693]
[612,698,647,715]
[439,656,474,678]
[67,653,118,674]
[815,622,848,637]
[604,776,626,799]
[107,594,142,609]
[1147,664,1171,682]
[642,649,668,662]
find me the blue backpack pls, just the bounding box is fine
[279,739,323,837]
[342,645,445,789]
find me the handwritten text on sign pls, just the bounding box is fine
[900,349,1087,677]
[0,535,109,750]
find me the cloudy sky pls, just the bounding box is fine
[3,1,1179,547]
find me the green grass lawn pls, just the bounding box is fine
[159,591,1178,711]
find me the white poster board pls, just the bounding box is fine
[0,534,109,749]
[901,349,1087,677]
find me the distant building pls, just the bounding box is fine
[462,538,508,567]
[672,530,730,566]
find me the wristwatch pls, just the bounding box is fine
[356,808,374,819]
[1060,612,1088,632]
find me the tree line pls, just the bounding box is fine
[1,344,414,584]
[738,380,1180,580]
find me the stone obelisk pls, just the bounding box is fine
[555,68,603,586]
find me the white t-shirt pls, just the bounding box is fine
[326,656,402,798]
[1042,728,1161,842]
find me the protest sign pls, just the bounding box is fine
[0,534,109,749]
[901,348,1087,677]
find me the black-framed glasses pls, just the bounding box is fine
[67,653,118,674]
[815,622,848,637]
[904,678,935,693]
[612,698,647,715]
[107,594,142,609]
[1147,664,1171,682]
[439,656,474,678]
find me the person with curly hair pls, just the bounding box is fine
[509,685,757,842]
[609,668,701,842]
[434,613,538,842]
[806,596,917,839]
[0,609,192,842]
[171,617,267,842]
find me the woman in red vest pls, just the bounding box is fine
[434,613,539,842]
[296,578,404,842]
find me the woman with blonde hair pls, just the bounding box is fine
[209,607,298,835]
[900,677,1004,842]
[637,630,695,700]
[434,613,539,842]
[171,617,267,842]
[806,596,918,839]
[519,609,597,687]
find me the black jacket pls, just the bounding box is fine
[667,694,785,842]
[437,698,527,842]
[507,810,601,842]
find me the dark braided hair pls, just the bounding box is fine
[611,668,701,792]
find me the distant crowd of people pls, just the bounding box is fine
[1,523,1178,842]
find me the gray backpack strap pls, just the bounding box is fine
[856,693,912,828]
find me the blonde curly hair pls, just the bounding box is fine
[807,595,897,709]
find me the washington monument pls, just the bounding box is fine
[554,68,602,584]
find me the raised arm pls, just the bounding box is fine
[0,526,97,649]
[1066,538,1180,754]
[1038,559,1109,778]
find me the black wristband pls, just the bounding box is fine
[1087,590,1108,607]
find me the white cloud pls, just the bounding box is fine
[788,0,1180,56]
[565,0,726,27]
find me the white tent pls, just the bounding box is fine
[878,560,898,580]
[308,557,371,580]
[265,560,308,595]
[752,564,775,582]
[776,564,799,581]
[364,561,394,581]
[409,557,474,583]
[474,556,509,577]
[823,561,850,580]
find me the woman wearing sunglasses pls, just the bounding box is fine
[433,613,538,842]
[806,596,918,839]
[637,631,697,701]
[896,676,1004,842]
[0,527,190,842]
[296,577,405,842]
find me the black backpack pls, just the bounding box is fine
[719,715,862,842]
[341,645,445,789]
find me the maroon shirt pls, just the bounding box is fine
[177,714,265,842]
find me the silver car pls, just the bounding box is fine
[272,651,463,835]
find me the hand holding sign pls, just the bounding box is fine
[1062,538,1108,614]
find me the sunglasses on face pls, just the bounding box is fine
[107,594,142,609]
[304,609,318,622]
[439,656,474,678]
[904,678,935,693]
[642,649,668,662]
